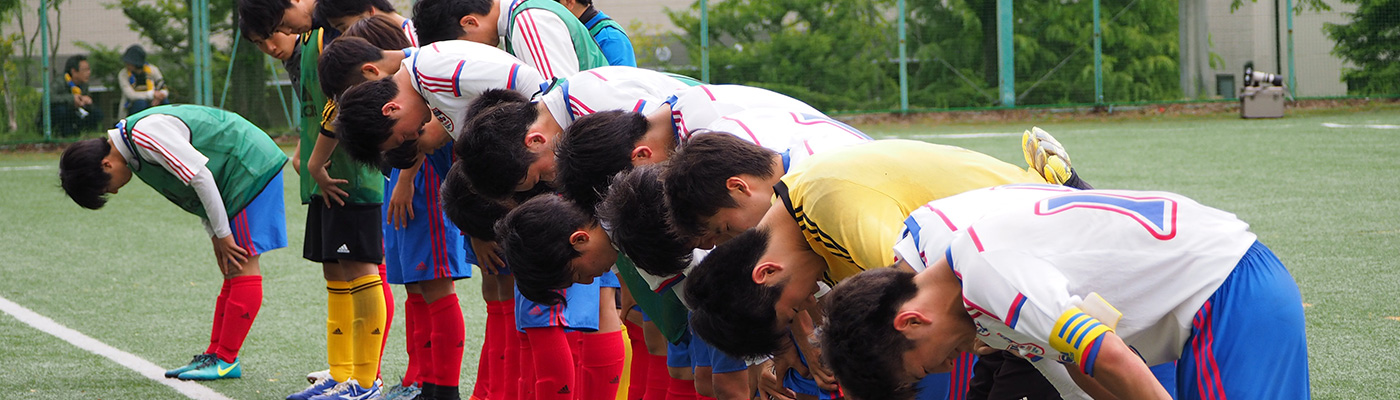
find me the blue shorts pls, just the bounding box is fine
[1176,241,1308,400]
[230,171,287,256]
[597,271,620,288]
[515,280,600,332]
[666,331,692,368]
[782,331,842,399]
[383,157,473,284]
[690,331,747,374]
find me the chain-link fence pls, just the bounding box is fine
[2,0,1393,144]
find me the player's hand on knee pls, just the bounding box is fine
[387,178,416,230]
[212,235,249,275]
[755,359,795,400]
[471,237,505,274]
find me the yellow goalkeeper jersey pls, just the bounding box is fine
[774,140,1046,284]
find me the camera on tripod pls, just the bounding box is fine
[1243,62,1284,87]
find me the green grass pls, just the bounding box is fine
[1,106,1397,398]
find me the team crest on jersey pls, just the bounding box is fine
[431,107,454,134]
[975,321,991,337]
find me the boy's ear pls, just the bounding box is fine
[360,63,380,80]
[630,146,653,162]
[569,230,589,246]
[725,176,750,196]
[752,261,782,285]
[381,102,399,117]
[893,310,933,334]
[524,132,548,148]
[459,15,477,30]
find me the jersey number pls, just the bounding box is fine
[1035,193,1178,240]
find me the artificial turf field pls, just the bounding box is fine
[0,103,1396,399]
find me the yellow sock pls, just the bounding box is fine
[327,281,354,383]
[349,274,386,388]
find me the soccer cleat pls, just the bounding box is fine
[288,377,341,400]
[176,357,241,380]
[164,354,215,378]
[382,381,422,400]
[1021,126,1074,185]
[306,369,332,384]
[308,378,382,400]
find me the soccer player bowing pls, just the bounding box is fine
[59,104,288,381]
[821,187,1310,400]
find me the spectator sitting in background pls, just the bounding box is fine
[118,45,168,116]
[48,54,102,137]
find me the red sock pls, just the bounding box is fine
[624,321,648,400]
[665,376,696,400]
[214,275,262,363]
[566,331,583,400]
[205,279,233,355]
[582,331,625,400]
[473,301,501,400]
[429,293,465,386]
[501,302,521,400]
[518,330,535,400]
[526,327,576,400]
[643,354,669,400]
[406,293,430,386]
[379,265,394,368]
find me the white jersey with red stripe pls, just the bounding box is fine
[701,108,872,169]
[499,0,579,80]
[404,40,546,140]
[940,188,1255,379]
[401,18,420,48]
[537,66,693,131]
[107,115,231,238]
[894,184,1082,273]
[668,85,822,142]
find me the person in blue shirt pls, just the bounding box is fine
[556,0,637,67]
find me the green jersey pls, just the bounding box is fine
[118,105,285,218]
[297,29,384,205]
[503,0,609,74]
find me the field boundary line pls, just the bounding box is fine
[0,166,51,172]
[0,294,233,400]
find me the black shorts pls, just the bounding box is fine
[304,197,384,264]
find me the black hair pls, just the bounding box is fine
[317,36,388,99]
[662,132,779,241]
[554,110,649,210]
[440,163,512,240]
[412,0,495,45]
[64,55,87,75]
[454,89,538,200]
[495,194,595,306]
[597,164,693,276]
[313,0,395,23]
[684,228,786,359]
[821,268,922,400]
[237,0,292,40]
[333,76,398,166]
[344,14,413,49]
[58,138,114,210]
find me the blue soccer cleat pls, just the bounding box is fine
[288,376,341,400]
[164,354,214,378]
[176,356,241,380]
[309,378,382,400]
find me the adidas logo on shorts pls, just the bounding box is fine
[336,244,350,254]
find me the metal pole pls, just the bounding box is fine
[897,0,908,113]
[191,0,203,106]
[997,0,1014,106]
[200,0,213,105]
[699,0,709,82]
[220,29,241,108]
[40,0,51,140]
[1285,0,1296,97]
[1093,0,1103,105]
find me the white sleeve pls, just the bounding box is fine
[127,115,227,238]
[509,8,581,80]
[191,171,232,238]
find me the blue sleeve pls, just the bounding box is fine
[595,28,637,67]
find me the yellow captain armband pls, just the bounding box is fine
[1051,306,1114,376]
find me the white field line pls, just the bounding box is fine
[0,295,232,400]
[0,165,51,172]
[1321,122,1400,129]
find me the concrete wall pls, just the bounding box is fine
[1205,0,1356,97]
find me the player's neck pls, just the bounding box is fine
[642,107,678,151]
[912,262,974,334]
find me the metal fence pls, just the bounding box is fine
[2,0,1394,144]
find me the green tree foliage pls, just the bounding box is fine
[1324,0,1399,95]
[667,0,899,111]
[113,0,280,128]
